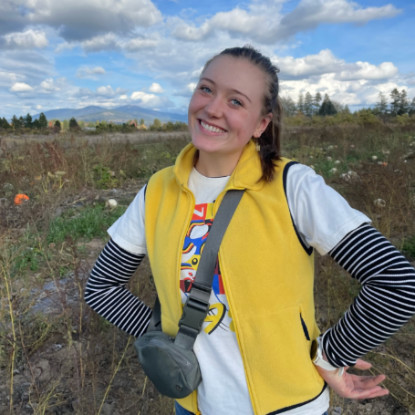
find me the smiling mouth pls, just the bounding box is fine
[200,120,226,133]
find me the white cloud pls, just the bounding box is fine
[149,82,163,93]
[283,0,401,27]
[97,85,115,96]
[187,82,196,93]
[10,82,33,92]
[26,0,163,41]
[0,71,21,84]
[277,49,343,78]
[124,37,158,51]
[339,61,398,81]
[170,0,400,44]
[82,33,120,52]
[276,50,398,83]
[76,66,106,79]
[131,90,168,108]
[40,78,57,92]
[2,29,48,49]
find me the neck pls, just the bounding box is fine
[195,150,240,178]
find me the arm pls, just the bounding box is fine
[316,224,415,398]
[323,223,415,367]
[84,238,152,337]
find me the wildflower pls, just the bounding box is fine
[373,198,386,208]
[105,199,118,209]
[340,170,359,183]
[334,160,341,165]
[327,156,332,161]
[330,167,338,174]
[371,155,378,161]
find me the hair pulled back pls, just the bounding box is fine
[204,46,282,182]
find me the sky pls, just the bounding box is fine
[1,0,414,120]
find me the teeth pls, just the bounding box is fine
[201,120,224,133]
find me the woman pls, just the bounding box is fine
[85,46,415,415]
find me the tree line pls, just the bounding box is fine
[1,88,414,133]
[0,113,188,133]
[281,88,415,119]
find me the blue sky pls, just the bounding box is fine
[1,0,414,119]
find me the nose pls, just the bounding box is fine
[205,96,223,118]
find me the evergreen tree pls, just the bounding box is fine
[318,94,337,116]
[280,96,296,117]
[375,92,388,117]
[398,89,409,115]
[390,88,400,116]
[297,93,304,114]
[0,117,11,129]
[38,112,48,129]
[303,92,313,117]
[69,117,80,131]
[24,113,32,129]
[12,115,23,130]
[313,92,322,115]
[54,120,62,133]
[409,97,415,116]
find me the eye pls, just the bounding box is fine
[199,85,212,94]
[230,98,243,107]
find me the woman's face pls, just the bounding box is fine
[188,55,271,165]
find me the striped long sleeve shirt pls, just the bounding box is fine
[84,223,415,366]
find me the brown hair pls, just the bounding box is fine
[203,46,282,182]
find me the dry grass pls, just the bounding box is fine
[0,124,414,414]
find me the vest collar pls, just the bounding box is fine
[173,140,264,191]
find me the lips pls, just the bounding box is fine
[199,120,226,133]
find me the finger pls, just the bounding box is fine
[357,386,389,400]
[352,358,372,370]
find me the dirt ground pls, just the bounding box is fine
[2,185,414,415]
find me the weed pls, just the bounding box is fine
[0,128,414,414]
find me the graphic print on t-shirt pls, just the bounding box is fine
[180,202,234,335]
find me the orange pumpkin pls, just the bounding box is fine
[14,193,30,205]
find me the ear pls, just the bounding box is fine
[253,112,272,138]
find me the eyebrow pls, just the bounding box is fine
[200,76,252,103]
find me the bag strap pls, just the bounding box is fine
[148,189,244,347]
[174,189,244,348]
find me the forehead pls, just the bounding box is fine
[201,55,267,101]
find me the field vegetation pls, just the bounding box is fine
[1,115,415,414]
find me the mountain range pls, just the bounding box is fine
[35,105,187,125]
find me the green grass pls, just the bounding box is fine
[47,204,126,244]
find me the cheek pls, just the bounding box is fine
[188,93,203,116]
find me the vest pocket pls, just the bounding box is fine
[239,306,323,413]
[300,312,311,341]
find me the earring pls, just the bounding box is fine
[252,137,260,152]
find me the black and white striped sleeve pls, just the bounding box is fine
[321,223,415,368]
[84,238,152,337]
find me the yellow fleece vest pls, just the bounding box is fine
[145,141,325,415]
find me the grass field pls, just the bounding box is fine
[0,122,414,414]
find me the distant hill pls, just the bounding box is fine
[34,105,187,124]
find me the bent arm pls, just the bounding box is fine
[84,238,152,337]
[321,223,415,367]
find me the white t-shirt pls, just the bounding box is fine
[108,163,369,415]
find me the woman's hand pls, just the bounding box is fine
[315,359,389,400]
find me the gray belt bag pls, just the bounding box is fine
[135,189,244,399]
